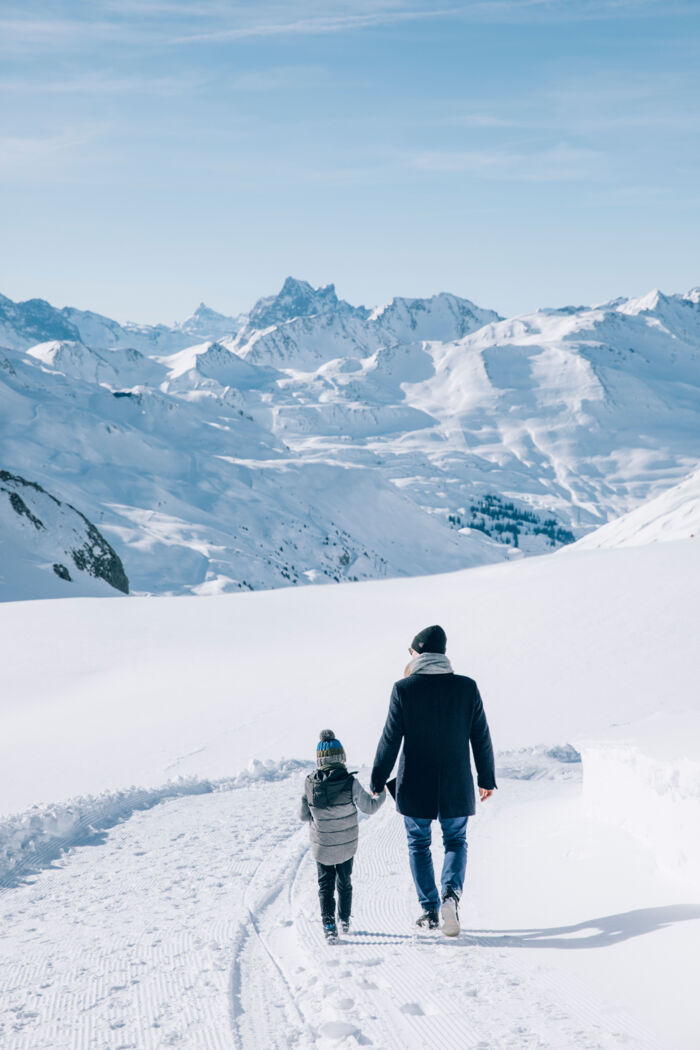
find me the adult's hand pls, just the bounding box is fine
[479,788,494,802]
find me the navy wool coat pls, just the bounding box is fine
[370,672,497,819]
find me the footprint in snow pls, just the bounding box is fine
[399,1002,424,1016]
[320,1020,370,1043]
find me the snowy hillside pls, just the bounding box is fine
[0,469,129,600]
[1,539,699,1048]
[574,466,700,548]
[1,538,696,813]
[2,278,700,598]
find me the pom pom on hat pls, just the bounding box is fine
[316,729,347,768]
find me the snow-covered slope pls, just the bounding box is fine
[1,537,696,814]
[2,278,700,598]
[1,337,505,596]
[574,466,700,548]
[0,469,129,599]
[2,539,699,1049]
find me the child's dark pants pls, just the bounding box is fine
[316,859,353,923]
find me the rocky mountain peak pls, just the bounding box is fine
[248,277,365,329]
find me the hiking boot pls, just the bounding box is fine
[416,907,439,930]
[323,920,339,943]
[440,888,460,937]
[339,918,351,934]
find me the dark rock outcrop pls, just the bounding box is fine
[0,469,129,594]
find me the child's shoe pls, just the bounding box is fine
[323,920,338,943]
[339,918,350,934]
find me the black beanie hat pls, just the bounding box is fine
[410,624,447,654]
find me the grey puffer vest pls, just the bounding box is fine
[304,768,358,865]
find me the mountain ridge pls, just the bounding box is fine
[1,277,699,599]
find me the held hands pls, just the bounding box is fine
[479,788,494,802]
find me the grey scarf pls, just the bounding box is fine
[409,652,453,675]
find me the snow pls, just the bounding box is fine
[0,469,128,600]
[0,759,308,889]
[575,466,700,548]
[3,278,700,598]
[2,764,698,1049]
[1,538,699,1047]
[579,712,700,888]
[1,538,697,815]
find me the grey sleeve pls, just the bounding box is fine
[299,794,312,822]
[352,778,386,815]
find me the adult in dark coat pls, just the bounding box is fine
[370,624,496,935]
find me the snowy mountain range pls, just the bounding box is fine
[2,277,700,599]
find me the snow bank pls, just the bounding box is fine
[0,758,309,887]
[497,743,581,781]
[579,713,700,887]
[0,745,583,888]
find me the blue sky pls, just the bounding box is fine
[1,0,699,322]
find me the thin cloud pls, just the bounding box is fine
[231,65,326,92]
[441,112,535,129]
[0,72,200,96]
[0,16,162,52]
[168,8,456,45]
[0,127,100,173]
[438,69,700,138]
[412,143,603,181]
[0,0,685,56]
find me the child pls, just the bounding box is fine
[299,729,385,942]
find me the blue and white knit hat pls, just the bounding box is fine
[316,729,347,769]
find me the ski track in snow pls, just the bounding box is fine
[0,774,664,1050]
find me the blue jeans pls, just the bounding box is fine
[403,815,469,909]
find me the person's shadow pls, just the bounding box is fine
[352,905,700,948]
[461,904,700,949]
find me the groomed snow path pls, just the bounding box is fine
[4,768,694,1050]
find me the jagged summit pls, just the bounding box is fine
[247,276,368,329]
